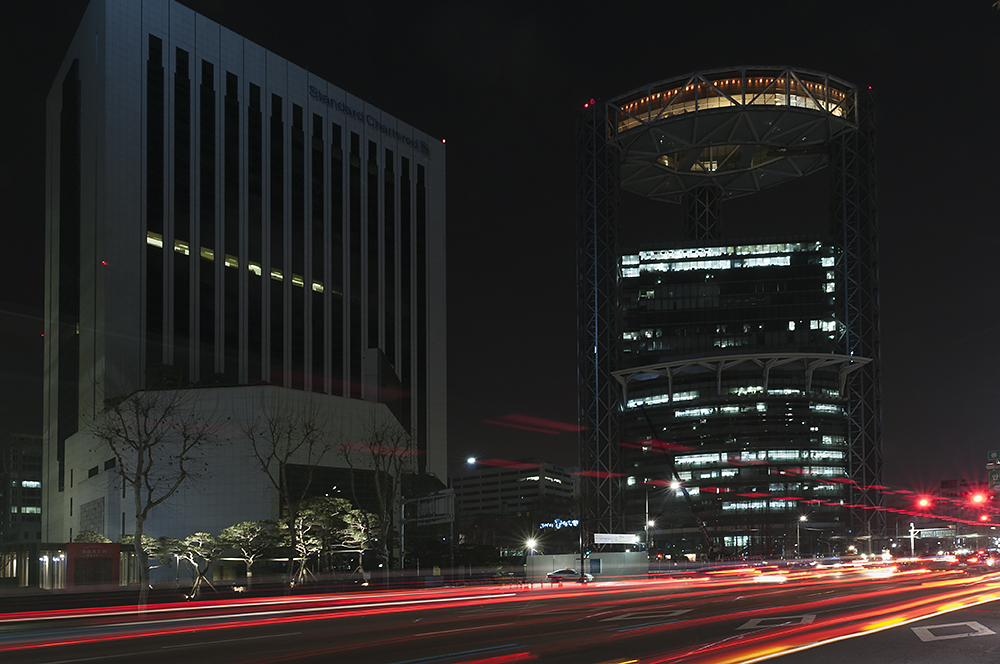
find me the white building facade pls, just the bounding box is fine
[452,461,578,517]
[43,0,446,544]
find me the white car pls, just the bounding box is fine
[546,568,594,583]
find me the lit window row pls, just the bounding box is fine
[722,500,797,511]
[675,449,846,466]
[617,80,847,133]
[625,241,823,264]
[147,232,326,293]
[676,453,723,465]
[804,466,847,476]
[810,320,838,332]
[21,481,41,488]
[626,390,697,408]
[628,385,822,409]
[10,507,41,514]
[622,256,795,277]
[673,403,766,418]
[739,449,845,462]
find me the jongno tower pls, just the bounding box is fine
[577,68,880,557]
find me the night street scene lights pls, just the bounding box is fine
[797,515,808,558]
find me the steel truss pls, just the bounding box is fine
[577,77,883,549]
[683,185,723,240]
[831,88,884,541]
[577,103,625,544]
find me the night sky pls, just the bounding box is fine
[3,1,999,495]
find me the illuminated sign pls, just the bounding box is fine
[540,519,579,530]
[308,86,430,157]
[595,533,639,544]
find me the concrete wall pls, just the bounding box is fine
[525,551,647,582]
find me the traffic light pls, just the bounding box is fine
[972,493,986,505]
[917,497,931,508]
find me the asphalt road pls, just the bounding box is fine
[3,566,1000,663]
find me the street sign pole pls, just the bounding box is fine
[989,451,1000,492]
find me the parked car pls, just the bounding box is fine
[546,568,594,583]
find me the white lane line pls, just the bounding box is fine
[738,614,816,630]
[415,622,514,637]
[600,610,691,622]
[160,631,302,649]
[33,653,136,664]
[30,632,303,663]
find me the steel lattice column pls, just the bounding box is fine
[830,87,883,543]
[683,184,723,240]
[577,103,625,545]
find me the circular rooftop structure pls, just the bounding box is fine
[607,66,859,201]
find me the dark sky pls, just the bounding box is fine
[3,1,999,493]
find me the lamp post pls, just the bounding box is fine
[797,515,808,558]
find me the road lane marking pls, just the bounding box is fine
[912,621,996,642]
[600,610,691,622]
[415,623,514,636]
[738,614,816,630]
[387,643,521,664]
[27,653,136,664]
[159,631,301,649]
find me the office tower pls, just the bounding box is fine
[44,0,446,547]
[577,68,879,556]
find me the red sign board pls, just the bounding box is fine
[66,542,121,587]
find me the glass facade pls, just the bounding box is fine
[621,239,839,358]
[619,236,855,558]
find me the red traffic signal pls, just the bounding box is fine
[972,493,986,504]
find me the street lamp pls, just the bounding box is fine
[797,515,808,558]
[526,538,537,556]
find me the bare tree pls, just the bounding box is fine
[338,414,416,570]
[240,395,329,585]
[90,389,220,606]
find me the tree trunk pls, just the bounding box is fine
[134,513,149,610]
